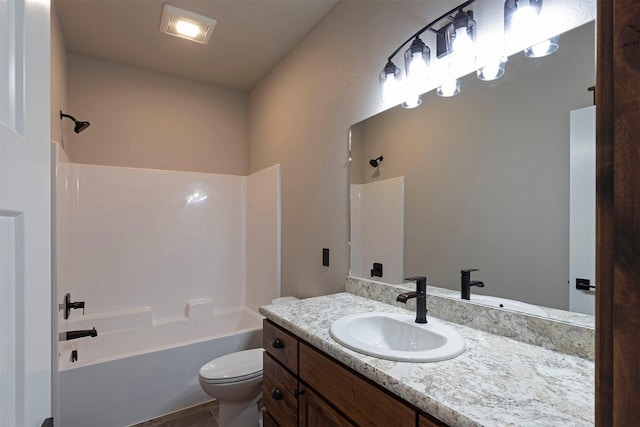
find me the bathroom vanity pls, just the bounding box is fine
[263,319,444,426]
[260,285,594,426]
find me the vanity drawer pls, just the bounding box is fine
[299,342,415,427]
[263,319,298,373]
[263,352,298,427]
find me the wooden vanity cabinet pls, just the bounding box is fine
[263,320,299,427]
[262,319,447,427]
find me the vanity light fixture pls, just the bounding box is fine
[159,4,217,44]
[378,0,477,106]
[504,0,559,58]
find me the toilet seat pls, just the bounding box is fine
[199,348,263,384]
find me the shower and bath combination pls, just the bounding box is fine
[60,110,91,133]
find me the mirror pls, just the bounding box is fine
[350,21,595,315]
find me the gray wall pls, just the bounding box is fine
[64,54,249,175]
[249,0,595,299]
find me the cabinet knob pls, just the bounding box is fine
[271,338,285,349]
[270,388,284,400]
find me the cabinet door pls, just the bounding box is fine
[299,343,415,426]
[299,384,355,427]
[263,353,298,427]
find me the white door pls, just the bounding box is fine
[0,0,52,426]
[569,106,596,315]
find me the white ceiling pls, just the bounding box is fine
[54,0,338,91]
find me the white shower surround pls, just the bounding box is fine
[56,160,280,323]
[53,145,280,424]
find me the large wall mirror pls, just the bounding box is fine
[350,20,595,316]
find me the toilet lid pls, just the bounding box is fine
[199,348,263,384]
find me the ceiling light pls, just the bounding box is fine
[160,4,217,44]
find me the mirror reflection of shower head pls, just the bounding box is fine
[60,110,91,133]
[369,156,384,168]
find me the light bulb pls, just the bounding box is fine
[437,78,460,97]
[532,39,550,56]
[382,72,402,104]
[176,20,200,38]
[408,52,427,79]
[524,36,559,58]
[477,58,506,81]
[447,17,476,67]
[452,28,473,55]
[401,94,422,109]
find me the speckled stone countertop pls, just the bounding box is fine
[259,293,594,427]
[346,277,595,360]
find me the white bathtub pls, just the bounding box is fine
[57,307,263,427]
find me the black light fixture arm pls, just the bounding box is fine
[385,0,477,62]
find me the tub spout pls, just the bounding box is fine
[59,328,97,341]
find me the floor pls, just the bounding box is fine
[130,401,219,427]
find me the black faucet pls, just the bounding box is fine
[60,293,86,319]
[396,276,428,323]
[461,269,484,300]
[59,328,97,341]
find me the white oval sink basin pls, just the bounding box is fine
[470,295,548,317]
[329,312,465,362]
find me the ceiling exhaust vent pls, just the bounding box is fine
[160,4,217,44]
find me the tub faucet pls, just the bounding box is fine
[60,293,85,319]
[59,328,97,341]
[396,276,428,324]
[461,269,484,300]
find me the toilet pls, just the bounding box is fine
[199,347,264,427]
[199,298,298,427]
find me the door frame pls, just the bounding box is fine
[595,0,640,424]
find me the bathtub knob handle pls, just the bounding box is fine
[270,388,284,401]
[271,338,285,349]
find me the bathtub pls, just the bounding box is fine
[57,306,263,427]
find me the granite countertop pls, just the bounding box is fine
[259,292,594,427]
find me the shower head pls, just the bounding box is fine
[369,156,384,168]
[60,111,91,134]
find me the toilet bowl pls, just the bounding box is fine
[199,348,263,427]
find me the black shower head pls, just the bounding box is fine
[369,156,384,168]
[74,121,91,133]
[60,111,91,134]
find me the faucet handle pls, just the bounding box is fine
[461,269,479,274]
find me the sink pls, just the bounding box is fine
[329,312,465,362]
[470,295,548,317]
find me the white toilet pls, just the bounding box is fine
[199,348,264,427]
